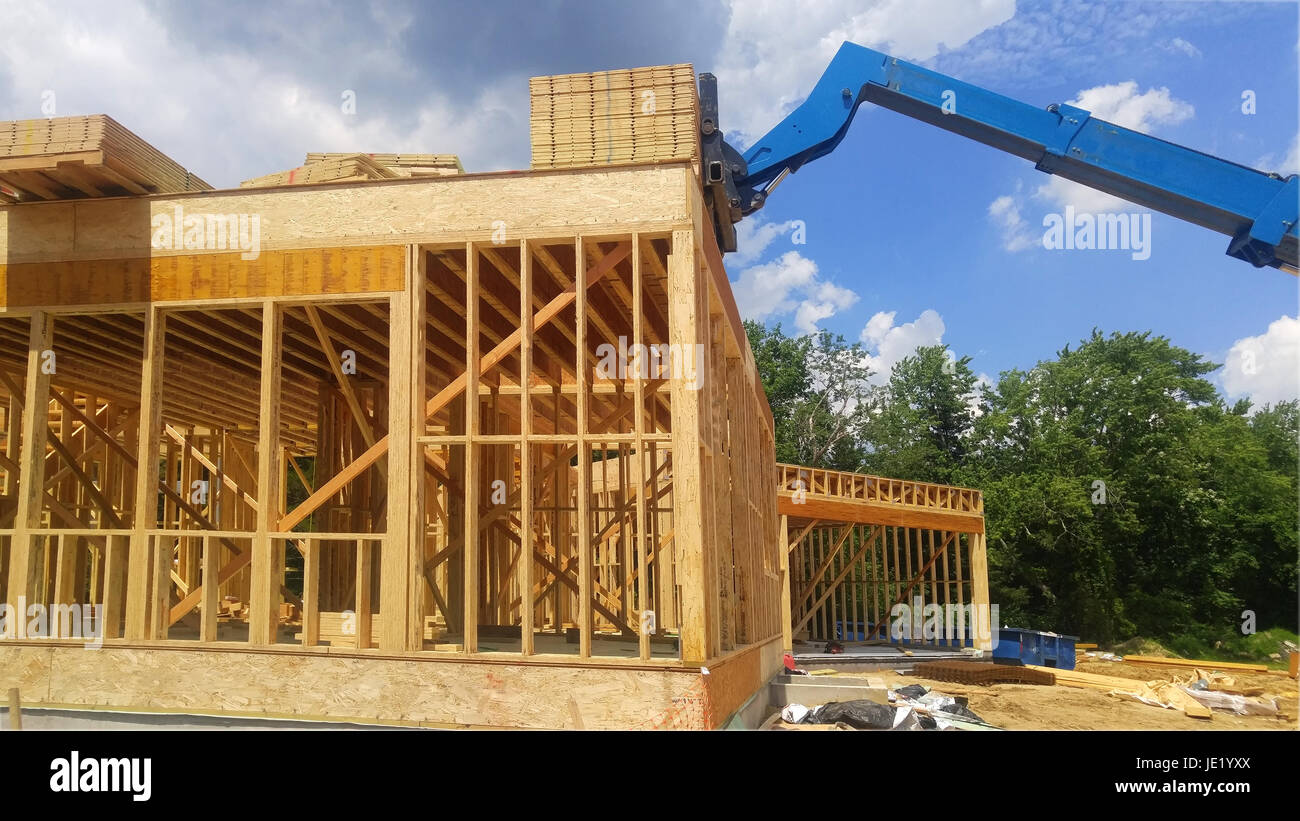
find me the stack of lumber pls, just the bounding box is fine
[0,114,211,202]
[304,152,463,176]
[914,660,1056,686]
[239,153,399,188]
[530,63,699,170]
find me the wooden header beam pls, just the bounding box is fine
[778,492,985,534]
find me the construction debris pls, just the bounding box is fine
[1180,688,1278,716]
[0,114,210,202]
[772,684,997,731]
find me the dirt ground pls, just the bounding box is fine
[861,659,1299,730]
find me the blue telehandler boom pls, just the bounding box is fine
[700,42,1298,272]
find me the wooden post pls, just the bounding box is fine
[519,239,535,656]
[668,230,709,663]
[100,533,127,639]
[575,236,592,658]
[381,272,416,651]
[779,514,793,654]
[125,308,164,640]
[632,236,652,660]
[356,539,373,649]
[6,688,20,731]
[407,248,428,650]
[303,538,320,646]
[970,531,992,651]
[7,314,53,620]
[200,534,218,642]
[250,301,283,645]
[463,243,480,653]
[7,312,53,620]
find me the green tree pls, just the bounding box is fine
[744,320,874,470]
[962,330,1300,643]
[865,344,979,484]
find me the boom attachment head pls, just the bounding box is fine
[698,72,759,252]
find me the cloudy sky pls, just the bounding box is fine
[1,0,1296,406]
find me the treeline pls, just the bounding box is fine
[746,320,1298,644]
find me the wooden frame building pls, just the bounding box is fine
[0,159,795,728]
[0,67,988,728]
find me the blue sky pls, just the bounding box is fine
[1,0,1296,404]
[726,1,1299,405]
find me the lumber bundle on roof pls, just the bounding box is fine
[304,152,464,176]
[0,114,211,202]
[240,153,401,188]
[529,63,699,170]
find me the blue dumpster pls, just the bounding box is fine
[991,627,1077,670]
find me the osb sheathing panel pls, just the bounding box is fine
[0,246,406,308]
[0,164,693,265]
[0,644,706,729]
[704,637,784,722]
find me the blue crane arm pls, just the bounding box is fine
[728,41,1298,270]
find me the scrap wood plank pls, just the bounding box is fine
[1121,655,1270,673]
[1025,665,1147,691]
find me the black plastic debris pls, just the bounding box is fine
[811,700,897,730]
[936,701,985,723]
[895,684,928,699]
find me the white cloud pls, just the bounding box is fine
[0,1,530,187]
[988,194,1036,252]
[715,0,1015,147]
[731,250,857,334]
[795,280,859,335]
[968,371,994,417]
[731,250,818,320]
[862,310,897,346]
[1161,37,1202,59]
[1258,135,1299,177]
[730,217,798,267]
[1221,315,1300,407]
[859,308,946,384]
[1069,81,1196,132]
